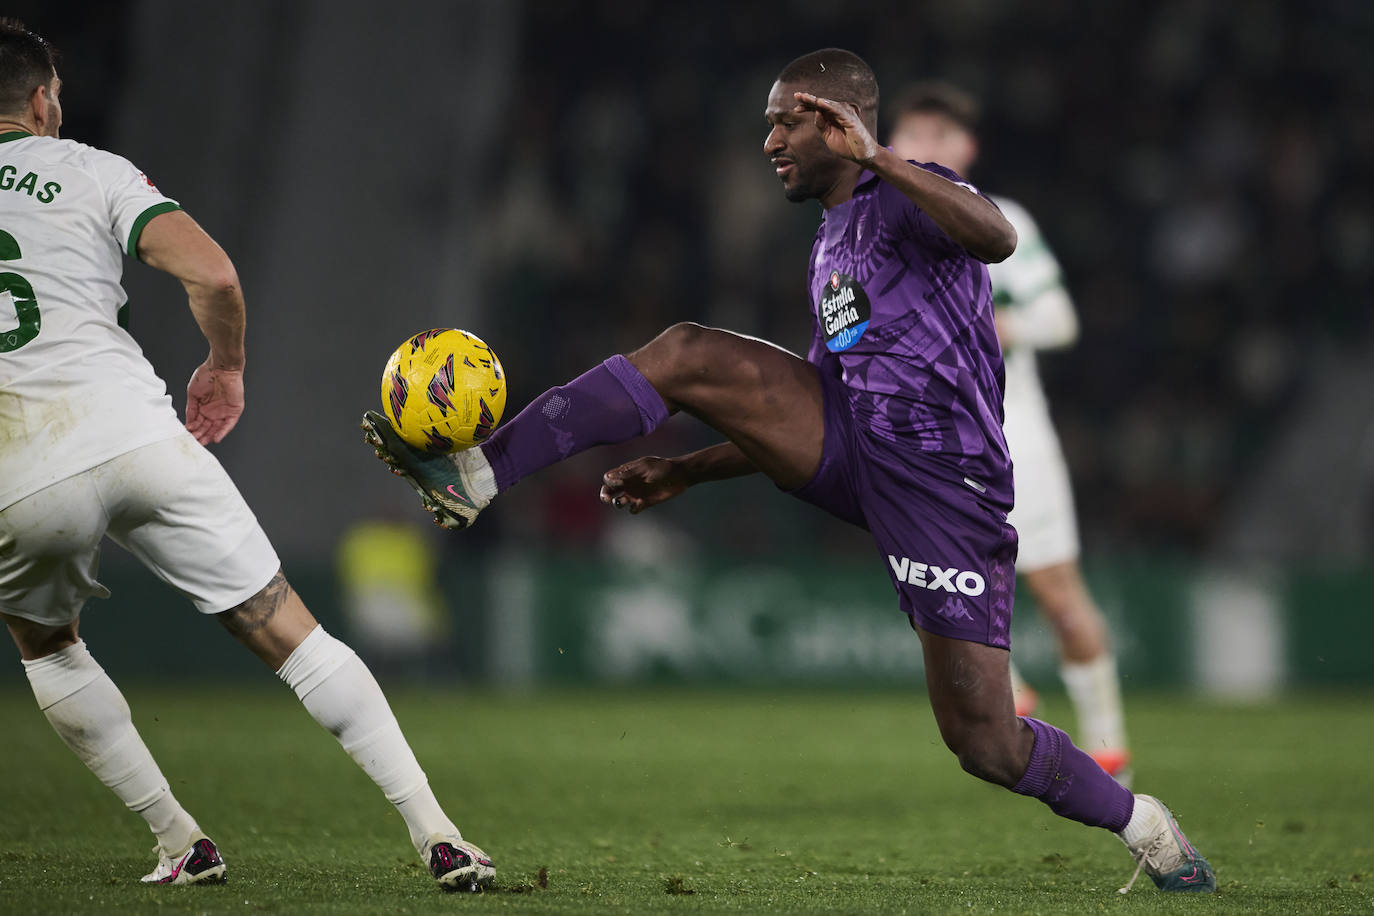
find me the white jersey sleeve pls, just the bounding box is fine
[88,148,181,259]
[989,196,1078,352]
[0,132,187,510]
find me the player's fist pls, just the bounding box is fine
[794,91,879,165]
[600,456,690,514]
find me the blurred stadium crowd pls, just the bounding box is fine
[476,0,1373,558]
[21,0,1374,563]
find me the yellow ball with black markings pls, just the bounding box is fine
[380,328,507,453]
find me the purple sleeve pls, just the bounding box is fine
[888,161,998,254]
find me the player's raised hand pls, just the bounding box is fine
[185,360,245,444]
[600,457,690,514]
[794,91,880,165]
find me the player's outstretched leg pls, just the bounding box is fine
[916,627,1214,894]
[1023,561,1132,785]
[5,614,227,885]
[365,350,668,528]
[365,322,826,527]
[216,571,494,891]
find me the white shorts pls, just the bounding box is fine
[0,432,279,626]
[1005,407,1081,572]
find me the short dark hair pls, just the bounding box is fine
[890,80,980,134]
[777,48,879,126]
[0,19,58,116]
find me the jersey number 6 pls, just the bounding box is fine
[0,229,39,353]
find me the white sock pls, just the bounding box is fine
[1117,794,1160,845]
[277,626,458,851]
[1060,654,1128,751]
[23,641,200,854]
[460,447,499,504]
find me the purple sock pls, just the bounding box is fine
[481,355,670,493]
[1011,717,1135,831]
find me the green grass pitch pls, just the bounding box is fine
[1,686,1371,914]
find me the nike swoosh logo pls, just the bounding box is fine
[1179,867,1200,883]
[161,851,192,883]
[446,484,471,505]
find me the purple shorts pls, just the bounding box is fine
[789,368,1019,648]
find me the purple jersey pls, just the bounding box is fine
[806,161,1012,510]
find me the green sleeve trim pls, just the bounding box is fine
[126,201,181,259]
[117,302,130,330]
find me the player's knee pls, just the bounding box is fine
[228,571,288,615]
[1029,567,1091,621]
[656,322,715,375]
[1039,595,1107,655]
[4,617,79,661]
[660,320,709,348]
[218,570,321,669]
[641,322,750,396]
[1035,580,1074,616]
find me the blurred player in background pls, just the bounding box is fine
[888,82,1131,785]
[0,22,491,891]
[366,48,1212,894]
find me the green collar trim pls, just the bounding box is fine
[0,130,32,144]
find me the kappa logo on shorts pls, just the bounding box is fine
[886,555,986,597]
[937,596,975,621]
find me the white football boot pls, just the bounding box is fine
[140,835,227,885]
[1118,795,1216,894]
[421,834,495,892]
[362,410,490,529]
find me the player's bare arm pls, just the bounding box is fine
[601,442,757,513]
[137,209,246,444]
[794,91,1016,263]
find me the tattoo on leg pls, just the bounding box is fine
[218,570,289,639]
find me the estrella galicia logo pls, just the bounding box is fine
[819,270,871,352]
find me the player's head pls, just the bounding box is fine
[765,48,879,203]
[0,19,60,138]
[888,81,979,176]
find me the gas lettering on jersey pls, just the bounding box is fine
[0,165,61,204]
[0,166,61,205]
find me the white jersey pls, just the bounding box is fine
[989,195,1078,451]
[990,196,1083,570]
[0,131,186,510]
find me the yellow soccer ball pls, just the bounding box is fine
[380,328,507,453]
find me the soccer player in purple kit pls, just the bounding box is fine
[364,48,1215,895]
[888,82,1134,786]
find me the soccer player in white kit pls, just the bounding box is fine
[888,82,1131,784]
[0,21,493,890]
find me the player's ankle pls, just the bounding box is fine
[456,447,498,505]
[1117,794,1160,845]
